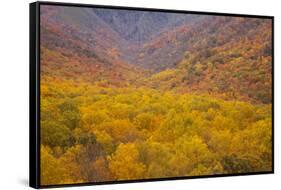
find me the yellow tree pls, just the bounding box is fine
[108,143,146,180]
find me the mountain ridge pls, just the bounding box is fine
[40,5,272,103]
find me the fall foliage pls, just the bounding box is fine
[40,79,272,185]
[39,5,272,186]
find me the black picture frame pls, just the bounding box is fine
[30,1,274,189]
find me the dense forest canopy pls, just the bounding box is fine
[40,5,272,185]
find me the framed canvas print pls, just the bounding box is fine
[29,1,274,188]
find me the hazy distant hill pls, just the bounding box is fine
[93,8,203,42]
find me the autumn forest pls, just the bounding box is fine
[40,5,273,185]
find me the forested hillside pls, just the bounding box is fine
[40,5,272,185]
[143,17,272,104]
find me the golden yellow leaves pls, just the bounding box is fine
[108,143,146,180]
[40,79,272,185]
